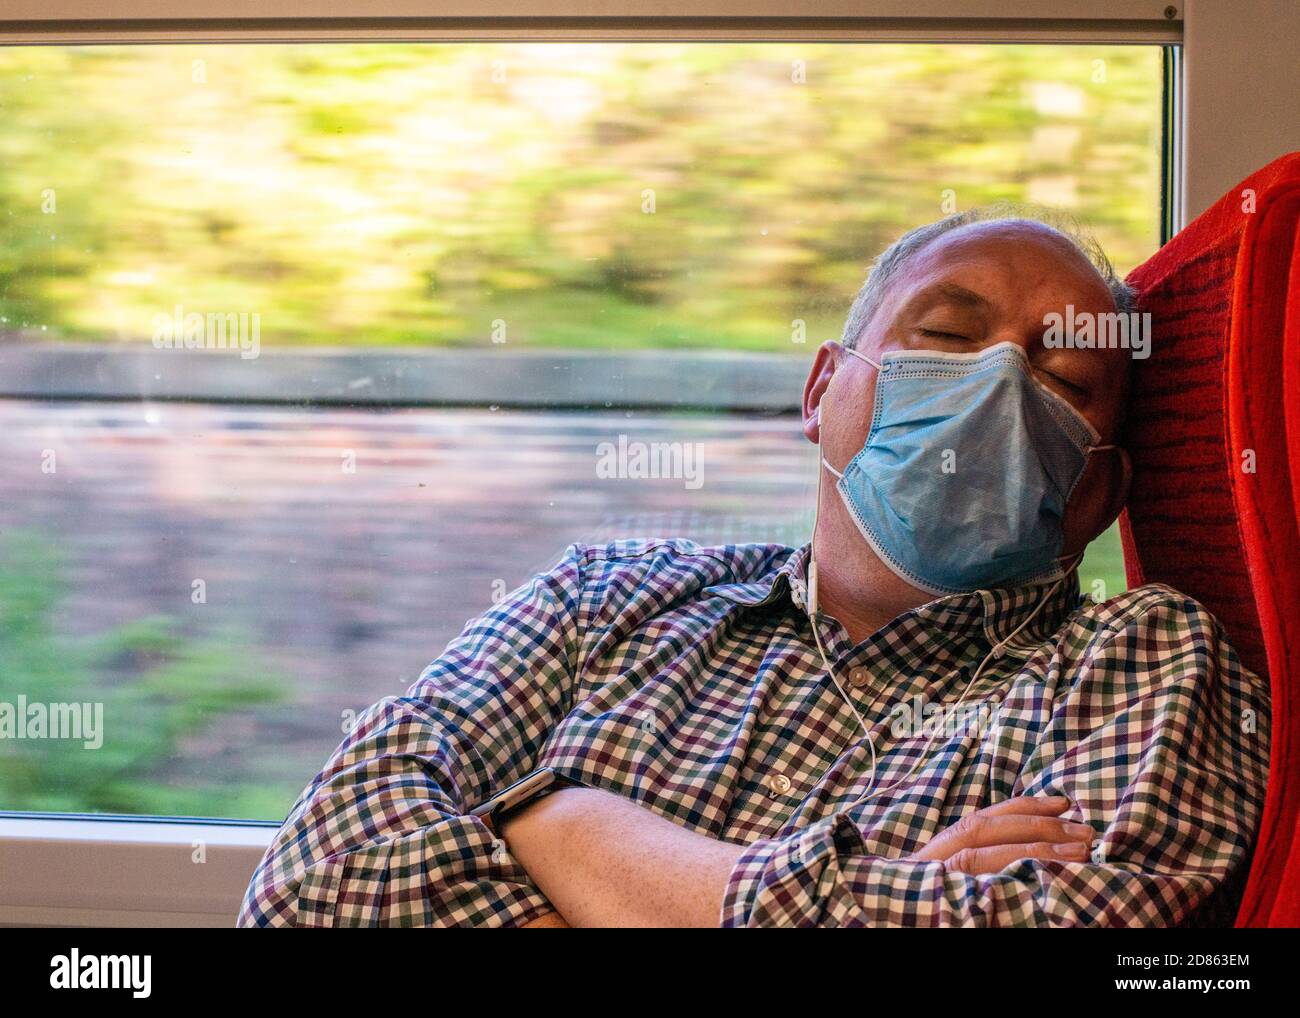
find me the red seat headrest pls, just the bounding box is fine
[1121,152,1300,680]
[1122,152,1300,927]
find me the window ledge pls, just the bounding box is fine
[0,814,274,928]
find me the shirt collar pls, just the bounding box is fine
[707,542,1085,654]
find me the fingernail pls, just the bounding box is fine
[1058,841,1090,857]
[1065,822,1094,837]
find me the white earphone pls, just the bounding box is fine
[806,400,1082,808]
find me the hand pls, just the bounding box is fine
[519,910,570,928]
[906,795,1096,874]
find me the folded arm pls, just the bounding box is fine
[503,788,1096,926]
[503,596,1271,928]
[237,547,585,927]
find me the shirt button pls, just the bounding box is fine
[848,666,871,689]
[767,773,793,797]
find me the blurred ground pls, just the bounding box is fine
[0,398,818,817]
[0,398,1125,819]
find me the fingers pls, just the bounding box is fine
[953,812,1095,849]
[975,794,1072,818]
[908,796,1096,864]
[946,840,1092,875]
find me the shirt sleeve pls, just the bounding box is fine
[237,545,586,927]
[719,594,1272,927]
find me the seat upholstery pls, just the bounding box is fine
[1120,152,1300,926]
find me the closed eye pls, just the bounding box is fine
[1038,368,1087,397]
[918,328,971,341]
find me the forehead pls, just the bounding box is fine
[902,220,1116,307]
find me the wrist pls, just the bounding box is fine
[499,784,590,842]
[471,767,587,838]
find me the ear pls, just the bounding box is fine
[802,341,841,445]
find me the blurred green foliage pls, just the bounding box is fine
[1080,520,1127,607]
[0,42,1161,352]
[0,531,286,817]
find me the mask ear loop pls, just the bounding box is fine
[807,344,880,617]
[1055,441,1119,564]
[808,346,880,618]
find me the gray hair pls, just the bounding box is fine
[839,202,1137,350]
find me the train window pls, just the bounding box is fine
[0,41,1161,820]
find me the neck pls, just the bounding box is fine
[809,510,932,645]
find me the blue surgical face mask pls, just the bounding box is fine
[821,341,1115,596]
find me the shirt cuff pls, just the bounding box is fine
[290,814,551,927]
[719,812,868,928]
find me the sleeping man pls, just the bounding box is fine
[239,207,1271,927]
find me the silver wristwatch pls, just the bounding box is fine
[469,767,584,837]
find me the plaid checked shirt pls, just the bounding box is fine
[238,539,1271,927]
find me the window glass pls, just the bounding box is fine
[0,42,1162,819]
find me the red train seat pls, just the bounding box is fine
[1121,151,1300,926]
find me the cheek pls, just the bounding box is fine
[825,380,876,461]
[1060,455,1110,541]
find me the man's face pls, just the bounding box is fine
[805,220,1133,563]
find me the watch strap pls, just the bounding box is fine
[472,768,586,838]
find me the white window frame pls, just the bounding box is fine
[1,0,1296,927]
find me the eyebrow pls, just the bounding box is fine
[921,282,994,311]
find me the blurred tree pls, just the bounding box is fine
[0,42,1161,353]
